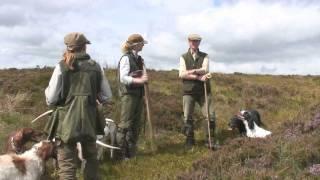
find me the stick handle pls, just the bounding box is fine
[205,73,212,79]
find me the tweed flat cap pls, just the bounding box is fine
[64,32,91,46]
[127,34,148,45]
[188,34,202,41]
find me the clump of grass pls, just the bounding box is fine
[178,105,320,179]
[0,92,30,113]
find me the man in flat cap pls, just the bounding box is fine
[45,32,112,179]
[116,34,148,159]
[179,34,216,148]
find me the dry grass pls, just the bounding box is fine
[0,92,30,113]
[1,68,320,179]
[178,105,320,179]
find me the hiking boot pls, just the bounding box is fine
[205,140,220,150]
[185,136,195,149]
[205,139,214,150]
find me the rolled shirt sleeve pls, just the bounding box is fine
[119,56,133,85]
[45,64,62,106]
[196,55,209,75]
[179,55,210,78]
[179,56,187,78]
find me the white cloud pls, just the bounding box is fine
[0,0,320,74]
[213,57,320,75]
[176,1,320,63]
[141,0,213,14]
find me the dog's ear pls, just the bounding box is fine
[243,111,250,118]
[49,140,59,160]
[37,141,54,160]
[22,128,34,136]
[14,131,23,142]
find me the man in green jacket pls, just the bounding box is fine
[45,32,112,180]
[179,34,216,148]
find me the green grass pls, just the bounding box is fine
[2,68,320,179]
[100,132,209,180]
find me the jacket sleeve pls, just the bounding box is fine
[98,65,112,103]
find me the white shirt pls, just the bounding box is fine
[179,51,209,78]
[119,50,142,85]
[45,63,112,106]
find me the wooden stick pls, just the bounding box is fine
[31,110,53,123]
[143,65,156,152]
[204,82,212,149]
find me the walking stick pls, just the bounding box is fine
[143,64,156,152]
[204,73,213,149]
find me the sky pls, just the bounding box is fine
[0,0,320,75]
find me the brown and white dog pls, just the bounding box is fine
[0,140,55,180]
[4,128,44,154]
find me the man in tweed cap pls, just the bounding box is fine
[179,34,216,148]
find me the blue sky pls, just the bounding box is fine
[0,0,320,74]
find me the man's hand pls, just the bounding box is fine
[194,69,206,75]
[187,69,206,75]
[187,69,196,75]
[141,74,148,83]
[198,75,208,82]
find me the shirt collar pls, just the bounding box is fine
[132,50,139,58]
[190,48,198,55]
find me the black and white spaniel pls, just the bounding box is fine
[229,110,272,138]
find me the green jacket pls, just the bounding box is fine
[182,49,211,95]
[118,52,144,97]
[45,53,105,143]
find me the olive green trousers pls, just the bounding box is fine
[57,141,99,180]
[183,94,216,138]
[116,94,144,159]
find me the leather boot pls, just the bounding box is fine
[114,128,129,160]
[185,135,195,147]
[183,120,195,148]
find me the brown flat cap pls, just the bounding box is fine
[64,32,91,46]
[188,34,202,41]
[127,34,148,45]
